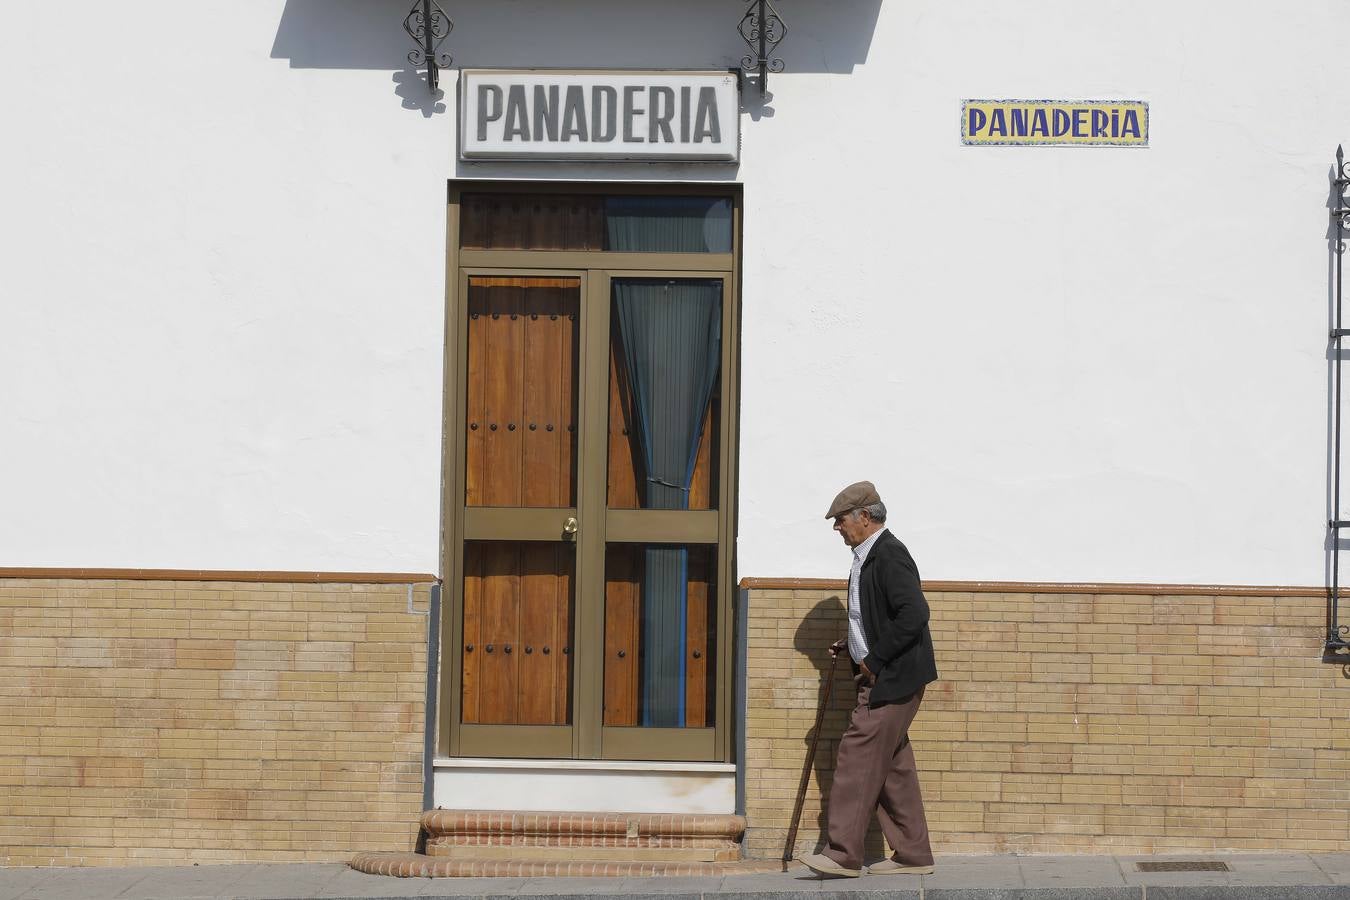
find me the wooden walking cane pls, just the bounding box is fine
[781,646,841,870]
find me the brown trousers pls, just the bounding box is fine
[822,683,932,870]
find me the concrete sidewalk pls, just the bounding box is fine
[5,854,1350,899]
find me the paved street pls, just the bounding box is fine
[5,854,1350,899]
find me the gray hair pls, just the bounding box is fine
[857,501,887,523]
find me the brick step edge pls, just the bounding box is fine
[349,852,784,879]
[426,835,742,850]
[421,810,746,841]
[425,844,741,863]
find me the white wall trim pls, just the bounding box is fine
[432,759,737,813]
[433,756,735,773]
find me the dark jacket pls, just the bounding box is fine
[856,530,939,706]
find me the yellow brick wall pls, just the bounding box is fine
[744,586,1344,858]
[0,579,429,867]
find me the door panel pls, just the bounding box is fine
[602,546,640,726]
[684,546,712,728]
[460,193,605,251]
[461,541,574,726]
[602,543,716,731]
[460,271,582,753]
[466,276,579,508]
[598,274,724,757]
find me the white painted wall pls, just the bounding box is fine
[1,2,451,572]
[2,0,1345,585]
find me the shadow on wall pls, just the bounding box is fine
[793,596,888,864]
[269,0,884,118]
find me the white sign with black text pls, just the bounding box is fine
[459,70,740,162]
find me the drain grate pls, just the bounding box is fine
[1136,861,1229,873]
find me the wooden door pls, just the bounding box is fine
[444,186,742,764]
[458,274,580,757]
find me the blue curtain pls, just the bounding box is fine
[613,279,721,727]
[605,197,733,253]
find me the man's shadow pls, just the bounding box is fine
[791,597,889,865]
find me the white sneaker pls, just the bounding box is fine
[798,852,862,878]
[868,859,935,875]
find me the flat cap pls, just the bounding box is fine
[825,480,881,519]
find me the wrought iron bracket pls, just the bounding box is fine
[404,0,454,94]
[1330,145,1350,654]
[738,0,787,96]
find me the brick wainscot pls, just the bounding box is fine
[0,574,431,867]
[742,579,1345,858]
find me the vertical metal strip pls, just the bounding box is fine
[757,0,768,87]
[734,585,748,816]
[679,550,688,726]
[1334,148,1346,647]
[717,189,743,761]
[423,582,441,811]
[578,270,609,758]
[442,198,468,757]
[421,0,435,89]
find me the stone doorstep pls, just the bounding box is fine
[426,835,740,851]
[349,852,783,878]
[385,809,752,877]
[425,844,741,863]
[421,809,747,842]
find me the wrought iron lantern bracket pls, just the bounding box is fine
[402,1,786,98]
[405,0,454,94]
[1329,144,1350,656]
[738,0,787,96]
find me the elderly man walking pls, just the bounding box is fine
[799,481,939,878]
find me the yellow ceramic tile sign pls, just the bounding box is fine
[962,100,1148,146]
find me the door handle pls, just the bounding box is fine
[563,516,579,535]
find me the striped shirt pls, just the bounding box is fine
[847,527,888,663]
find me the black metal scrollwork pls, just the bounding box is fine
[1333,146,1350,235]
[738,0,787,96]
[1330,146,1350,655]
[404,0,454,93]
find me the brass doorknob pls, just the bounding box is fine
[563,517,579,535]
